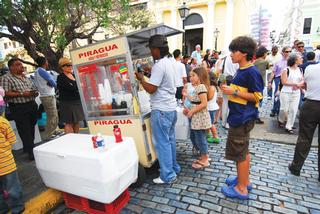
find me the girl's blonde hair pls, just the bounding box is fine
[191,67,209,88]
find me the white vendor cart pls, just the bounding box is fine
[69,24,183,186]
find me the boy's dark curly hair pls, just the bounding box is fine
[229,36,257,61]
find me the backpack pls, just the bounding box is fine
[279,68,290,91]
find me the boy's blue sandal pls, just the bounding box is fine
[221,185,249,200]
[225,176,253,191]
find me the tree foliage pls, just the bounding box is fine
[0,0,153,71]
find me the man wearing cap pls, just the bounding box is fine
[191,44,202,66]
[136,34,180,184]
[0,58,39,160]
[34,56,59,140]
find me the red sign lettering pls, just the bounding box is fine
[78,44,119,59]
[93,119,133,126]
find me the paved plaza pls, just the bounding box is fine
[18,98,320,213]
[121,139,319,214]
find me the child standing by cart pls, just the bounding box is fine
[0,115,25,214]
[221,36,263,199]
[207,72,221,143]
[187,67,212,169]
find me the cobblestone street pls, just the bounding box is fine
[52,99,320,214]
[120,98,320,214]
[122,140,319,214]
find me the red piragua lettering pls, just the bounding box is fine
[93,120,133,126]
[79,44,118,59]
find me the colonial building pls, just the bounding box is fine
[0,37,34,72]
[140,0,257,54]
[300,0,320,47]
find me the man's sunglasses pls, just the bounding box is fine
[284,51,292,53]
[298,46,304,48]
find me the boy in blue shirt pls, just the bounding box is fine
[220,36,264,199]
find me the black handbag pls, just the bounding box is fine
[5,104,13,121]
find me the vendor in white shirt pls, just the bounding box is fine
[135,34,180,184]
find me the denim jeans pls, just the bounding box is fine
[271,77,281,114]
[0,171,24,214]
[190,129,208,155]
[267,73,272,97]
[151,110,180,182]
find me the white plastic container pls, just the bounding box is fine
[175,107,190,141]
[34,133,138,203]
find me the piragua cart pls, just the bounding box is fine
[70,24,183,186]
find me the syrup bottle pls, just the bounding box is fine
[113,125,123,143]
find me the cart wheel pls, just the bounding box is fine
[130,164,146,188]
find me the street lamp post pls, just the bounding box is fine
[178,2,190,55]
[213,28,220,50]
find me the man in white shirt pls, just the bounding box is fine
[173,49,187,100]
[135,34,180,184]
[191,44,202,65]
[266,46,282,99]
[289,63,320,181]
[216,54,239,129]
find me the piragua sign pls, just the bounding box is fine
[70,37,127,65]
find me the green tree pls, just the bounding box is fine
[0,0,153,71]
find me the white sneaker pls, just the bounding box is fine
[153,177,177,184]
[153,177,165,184]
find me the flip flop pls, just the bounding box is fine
[225,176,253,191]
[221,185,249,200]
[192,160,210,169]
[192,159,212,164]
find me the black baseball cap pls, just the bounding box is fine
[147,34,168,48]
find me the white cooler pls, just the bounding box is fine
[175,107,190,141]
[34,133,138,203]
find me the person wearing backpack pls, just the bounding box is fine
[278,53,304,134]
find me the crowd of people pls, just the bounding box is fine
[137,34,320,200]
[0,56,83,213]
[0,32,319,213]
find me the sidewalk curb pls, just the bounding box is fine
[23,188,63,214]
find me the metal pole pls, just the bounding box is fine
[182,19,186,55]
[215,37,217,50]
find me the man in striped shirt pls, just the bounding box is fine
[1,58,39,160]
[0,116,25,214]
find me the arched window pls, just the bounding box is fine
[184,13,203,26]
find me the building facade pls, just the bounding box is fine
[300,0,320,47]
[0,37,34,72]
[145,0,255,54]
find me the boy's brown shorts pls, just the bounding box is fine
[225,120,255,162]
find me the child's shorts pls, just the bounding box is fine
[225,120,255,161]
[209,110,216,124]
